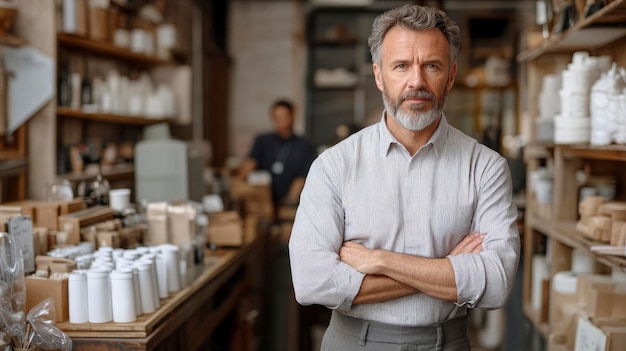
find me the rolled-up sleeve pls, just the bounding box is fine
[447,157,520,309]
[288,155,365,312]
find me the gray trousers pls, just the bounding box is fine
[321,311,470,351]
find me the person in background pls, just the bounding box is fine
[289,5,519,350]
[238,99,316,214]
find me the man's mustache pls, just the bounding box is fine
[399,89,435,103]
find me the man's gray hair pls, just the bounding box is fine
[368,4,461,65]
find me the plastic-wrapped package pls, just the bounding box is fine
[0,231,26,344]
[26,298,72,351]
[0,231,71,350]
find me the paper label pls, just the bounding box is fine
[7,215,35,274]
[575,317,607,351]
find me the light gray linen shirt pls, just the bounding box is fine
[288,115,520,326]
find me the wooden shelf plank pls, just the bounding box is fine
[60,163,134,183]
[0,125,27,161]
[57,33,172,66]
[560,144,626,162]
[527,216,626,271]
[552,221,626,270]
[517,0,626,62]
[525,142,555,161]
[0,34,26,47]
[57,107,170,126]
[0,158,27,177]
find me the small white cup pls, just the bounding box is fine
[203,194,224,213]
[109,188,131,212]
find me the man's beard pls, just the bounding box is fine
[382,81,449,131]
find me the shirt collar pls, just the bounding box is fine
[377,111,449,158]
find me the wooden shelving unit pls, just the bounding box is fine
[55,29,181,189]
[517,0,626,62]
[0,126,28,201]
[528,211,553,235]
[560,144,626,162]
[552,221,626,269]
[57,33,174,66]
[520,2,626,347]
[60,163,135,183]
[524,142,554,161]
[305,6,383,149]
[523,302,550,340]
[57,107,170,126]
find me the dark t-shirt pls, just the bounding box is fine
[249,133,316,202]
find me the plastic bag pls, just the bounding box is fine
[0,232,71,351]
[26,298,71,351]
[0,231,26,345]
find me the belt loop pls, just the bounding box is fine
[358,321,370,346]
[435,324,444,351]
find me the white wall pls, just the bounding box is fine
[228,0,306,162]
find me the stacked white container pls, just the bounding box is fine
[554,52,608,144]
[590,64,625,145]
[535,74,561,142]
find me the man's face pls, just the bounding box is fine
[373,27,456,131]
[272,105,294,137]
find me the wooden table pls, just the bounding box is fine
[56,232,267,351]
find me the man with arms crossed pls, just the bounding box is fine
[289,4,520,350]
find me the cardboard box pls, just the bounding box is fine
[57,205,115,244]
[207,211,244,247]
[147,202,169,245]
[35,256,76,274]
[4,199,87,231]
[25,275,69,322]
[575,317,626,351]
[0,205,22,230]
[168,202,196,246]
[577,274,615,309]
[584,282,626,319]
[33,227,49,256]
[230,179,274,220]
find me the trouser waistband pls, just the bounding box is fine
[329,310,468,347]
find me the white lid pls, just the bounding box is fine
[160,244,179,252]
[110,270,133,280]
[87,270,109,279]
[133,261,151,271]
[69,272,86,281]
[552,271,578,294]
[109,188,130,196]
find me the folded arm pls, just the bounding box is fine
[343,233,484,304]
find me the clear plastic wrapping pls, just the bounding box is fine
[0,232,71,350]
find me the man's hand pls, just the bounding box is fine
[448,232,485,255]
[339,241,382,275]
